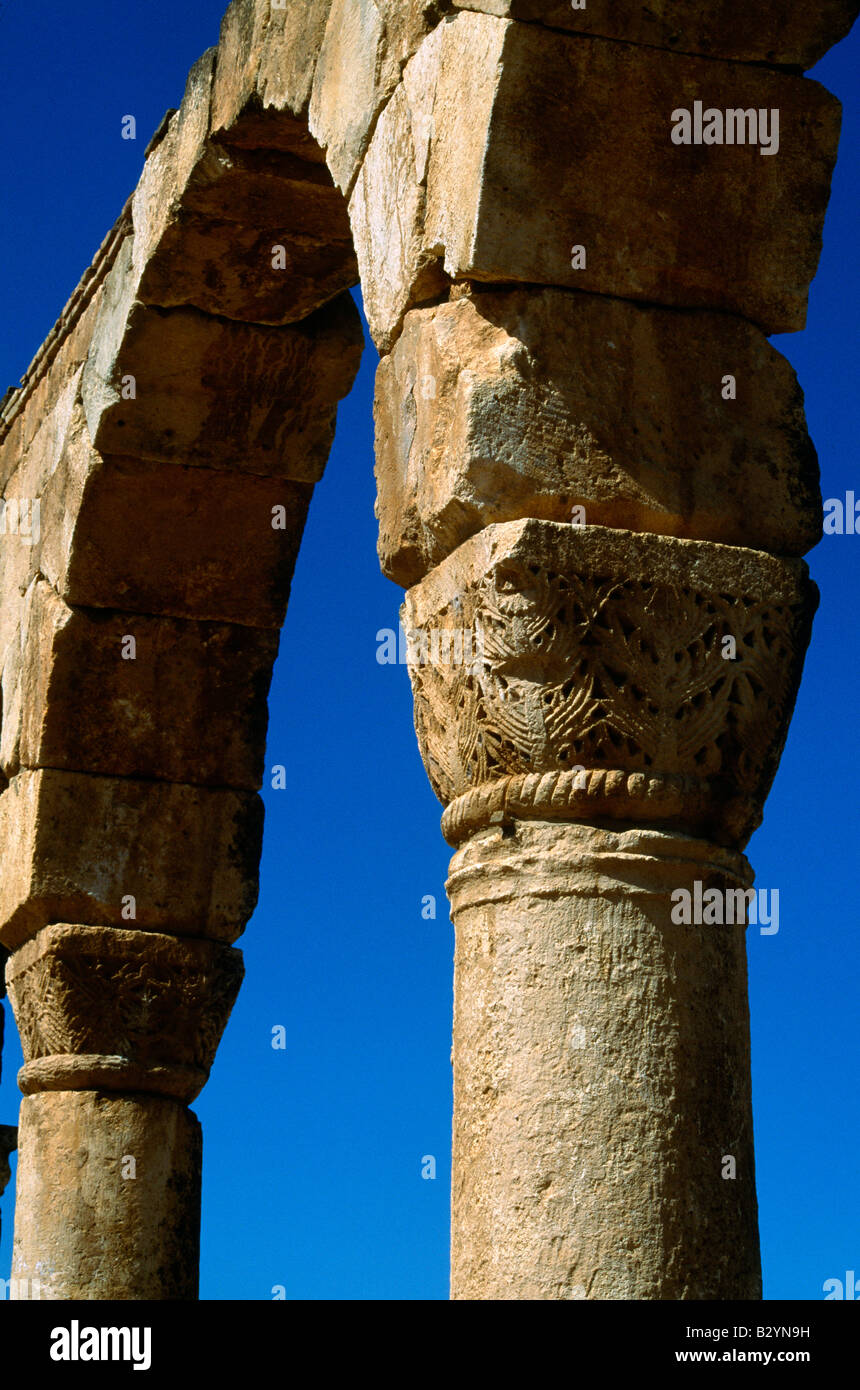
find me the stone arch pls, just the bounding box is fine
[0,0,464,1300]
[0,0,857,1300]
[0,0,373,1300]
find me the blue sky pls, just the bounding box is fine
[0,1,857,1300]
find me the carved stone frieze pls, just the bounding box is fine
[5,925,243,1103]
[403,521,816,848]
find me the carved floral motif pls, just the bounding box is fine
[405,522,815,846]
[6,925,243,1102]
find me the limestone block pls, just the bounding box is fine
[0,285,101,491]
[135,149,358,324]
[131,50,218,285]
[82,288,362,477]
[356,14,842,345]
[0,325,101,713]
[49,458,310,627]
[310,0,388,194]
[0,488,40,685]
[403,520,817,847]
[450,0,860,69]
[0,408,23,493]
[7,925,243,1103]
[0,769,262,949]
[211,0,333,154]
[36,403,312,628]
[132,40,357,324]
[12,1092,201,1299]
[0,579,279,788]
[144,214,357,326]
[349,78,448,354]
[13,368,83,498]
[2,398,91,659]
[175,144,348,239]
[309,0,436,195]
[375,288,822,585]
[432,18,841,332]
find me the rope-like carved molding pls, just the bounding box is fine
[405,520,817,849]
[441,768,718,847]
[16,1056,206,1103]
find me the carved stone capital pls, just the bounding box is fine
[403,521,816,848]
[6,925,243,1103]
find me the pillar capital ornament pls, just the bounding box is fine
[403,521,816,849]
[5,925,243,1104]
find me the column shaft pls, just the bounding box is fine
[448,822,760,1299]
[12,1093,200,1301]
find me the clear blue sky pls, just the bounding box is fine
[0,1,857,1300]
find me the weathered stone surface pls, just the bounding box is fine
[7,924,243,1103]
[33,402,312,628]
[310,0,389,194]
[130,40,358,324]
[211,0,333,152]
[1,371,96,678]
[375,288,822,585]
[52,460,310,628]
[1,579,279,788]
[448,819,760,1299]
[177,144,349,235]
[0,197,129,501]
[357,14,842,346]
[403,520,816,848]
[0,286,102,492]
[82,290,362,477]
[131,50,218,285]
[143,212,358,325]
[0,489,42,690]
[350,47,448,353]
[451,0,860,69]
[11,1091,201,1299]
[309,0,436,195]
[0,769,262,949]
[433,18,841,332]
[136,145,358,324]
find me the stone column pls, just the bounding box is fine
[447,822,760,1299]
[0,23,362,1298]
[5,926,241,1299]
[398,521,815,1298]
[357,3,851,1298]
